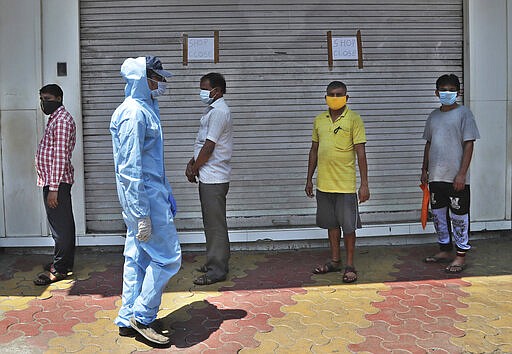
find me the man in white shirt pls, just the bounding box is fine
[186,72,233,285]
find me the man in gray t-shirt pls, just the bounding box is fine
[421,74,480,274]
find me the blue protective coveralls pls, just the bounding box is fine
[110,57,181,327]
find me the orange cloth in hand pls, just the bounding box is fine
[420,183,429,229]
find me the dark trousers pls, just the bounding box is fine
[43,183,76,274]
[199,182,230,279]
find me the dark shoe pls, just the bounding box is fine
[119,326,137,337]
[196,264,209,273]
[193,274,226,286]
[33,270,68,286]
[129,317,170,345]
[43,262,53,272]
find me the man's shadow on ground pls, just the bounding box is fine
[131,300,247,349]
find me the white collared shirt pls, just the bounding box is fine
[194,97,233,183]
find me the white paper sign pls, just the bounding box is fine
[332,37,358,60]
[188,37,215,61]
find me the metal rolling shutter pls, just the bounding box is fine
[80,0,463,233]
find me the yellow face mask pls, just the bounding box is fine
[325,95,347,111]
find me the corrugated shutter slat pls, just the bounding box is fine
[80,0,462,233]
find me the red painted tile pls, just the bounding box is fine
[421,317,465,337]
[64,306,102,323]
[404,284,443,299]
[349,335,391,353]
[382,334,425,353]
[366,308,403,326]
[231,291,269,307]
[0,330,24,344]
[218,325,260,347]
[425,305,466,322]
[360,246,472,354]
[240,313,272,332]
[189,330,223,349]
[9,322,41,336]
[201,342,244,354]
[395,306,436,324]
[372,295,410,313]
[389,319,433,340]
[33,307,72,323]
[357,320,400,342]
[0,317,18,333]
[216,321,241,336]
[400,294,440,311]
[416,332,464,353]
[83,295,120,308]
[41,319,80,335]
[379,287,414,300]
[5,306,42,323]
[25,330,58,349]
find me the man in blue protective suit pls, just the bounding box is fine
[110,56,181,345]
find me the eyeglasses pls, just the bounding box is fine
[334,126,345,134]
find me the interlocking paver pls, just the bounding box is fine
[0,237,511,353]
[395,306,436,324]
[351,244,475,353]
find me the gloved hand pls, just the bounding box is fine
[168,194,177,217]
[136,217,152,242]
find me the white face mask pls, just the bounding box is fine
[151,82,167,98]
[199,89,214,104]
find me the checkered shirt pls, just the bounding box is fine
[35,105,76,191]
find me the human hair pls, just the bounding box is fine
[146,69,161,80]
[39,84,63,100]
[436,74,460,91]
[201,72,226,94]
[326,81,347,93]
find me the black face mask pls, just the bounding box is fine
[40,100,62,115]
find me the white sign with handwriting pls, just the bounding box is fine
[188,37,215,61]
[332,37,358,60]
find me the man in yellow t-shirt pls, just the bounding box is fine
[305,81,370,283]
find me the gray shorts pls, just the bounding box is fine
[316,190,362,233]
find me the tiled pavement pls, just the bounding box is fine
[0,236,511,353]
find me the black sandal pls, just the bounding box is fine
[342,266,358,283]
[445,264,466,274]
[33,270,67,286]
[193,274,226,286]
[196,264,209,273]
[312,260,341,274]
[43,262,54,272]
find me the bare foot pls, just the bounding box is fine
[424,251,453,263]
[445,255,466,273]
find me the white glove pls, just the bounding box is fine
[136,217,152,242]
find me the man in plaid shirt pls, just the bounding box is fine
[34,84,77,286]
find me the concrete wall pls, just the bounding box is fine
[0,0,45,237]
[41,0,85,236]
[0,0,85,242]
[465,0,512,223]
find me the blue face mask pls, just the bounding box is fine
[438,91,457,105]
